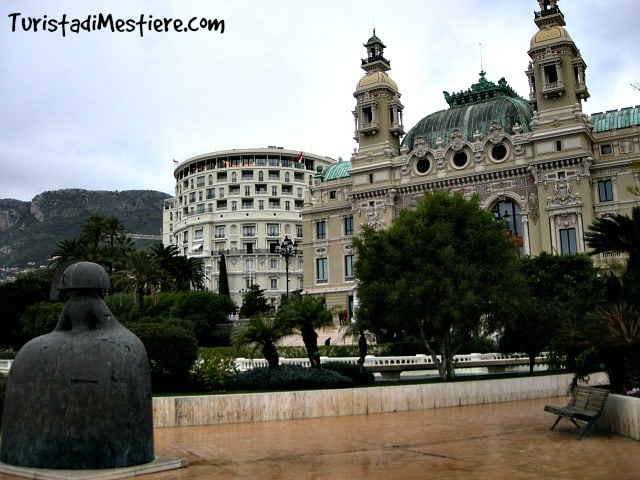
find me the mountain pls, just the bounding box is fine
[0,189,171,268]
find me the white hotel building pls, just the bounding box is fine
[163,147,335,309]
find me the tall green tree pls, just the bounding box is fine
[172,256,205,291]
[218,254,230,298]
[171,290,235,346]
[500,253,599,374]
[239,284,270,318]
[354,192,521,380]
[278,293,333,367]
[112,250,166,320]
[79,213,108,249]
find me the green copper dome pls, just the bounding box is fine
[319,159,351,181]
[402,73,534,151]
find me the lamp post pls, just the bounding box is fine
[276,235,298,299]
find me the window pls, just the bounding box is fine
[242,225,256,237]
[285,201,291,211]
[452,151,468,168]
[196,204,205,214]
[194,228,203,239]
[296,224,303,238]
[559,228,577,255]
[297,187,303,199]
[259,200,264,210]
[316,220,327,240]
[285,172,290,182]
[231,172,237,182]
[231,201,237,211]
[601,144,612,155]
[316,258,328,282]
[270,278,278,290]
[272,186,278,196]
[598,180,613,202]
[206,188,215,199]
[345,255,354,279]
[245,186,251,196]
[196,176,205,187]
[330,191,337,199]
[344,216,354,236]
[215,226,226,238]
[241,199,253,209]
[188,192,196,203]
[267,224,279,236]
[269,258,277,269]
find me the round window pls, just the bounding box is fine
[416,158,431,174]
[453,151,468,168]
[491,144,508,161]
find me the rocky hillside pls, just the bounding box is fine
[0,189,171,268]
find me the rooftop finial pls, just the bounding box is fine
[479,43,484,73]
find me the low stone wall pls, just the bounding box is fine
[600,393,640,440]
[153,372,608,428]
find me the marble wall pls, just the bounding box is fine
[153,372,608,428]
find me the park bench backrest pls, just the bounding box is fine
[568,385,610,414]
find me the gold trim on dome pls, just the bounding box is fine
[357,72,397,90]
[535,26,562,43]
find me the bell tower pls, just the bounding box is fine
[526,0,595,257]
[352,30,404,158]
[526,0,590,119]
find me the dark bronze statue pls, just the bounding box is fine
[0,262,154,469]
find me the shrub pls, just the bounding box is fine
[190,348,238,391]
[230,365,353,391]
[125,322,198,393]
[321,361,375,385]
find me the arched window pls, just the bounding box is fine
[492,198,521,237]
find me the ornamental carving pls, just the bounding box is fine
[451,129,464,151]
[488,122,504,144]
[413,136,428,158]
[547,179,580,206]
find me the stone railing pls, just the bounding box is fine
[234,353,549,380]
[0,359,13,375]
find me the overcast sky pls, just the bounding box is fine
[2,0,639,202]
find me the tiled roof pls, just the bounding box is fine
[589,106,640,132]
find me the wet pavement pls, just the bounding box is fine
[129,396,639,480]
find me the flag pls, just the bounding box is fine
[172,158,179,165]
[296,151,303,163]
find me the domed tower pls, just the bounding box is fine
[352,30,405,160]
[526,0,590,128]
[350,30,405,222]
[526,0,595,256]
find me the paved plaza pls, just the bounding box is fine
[115,396,639,480]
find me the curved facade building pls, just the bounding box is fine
[163,147,335,309]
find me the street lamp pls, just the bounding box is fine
[275,235,298,299]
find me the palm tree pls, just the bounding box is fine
[80,214,108,249]
[278,294,333,367]
[587,301,640,390]
[49,238,86,271]
[172,256,205,291]
[112,249,167,320]
[231,314,290,368]
[585,206,640,278]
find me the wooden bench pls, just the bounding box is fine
[544,385,610,440]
